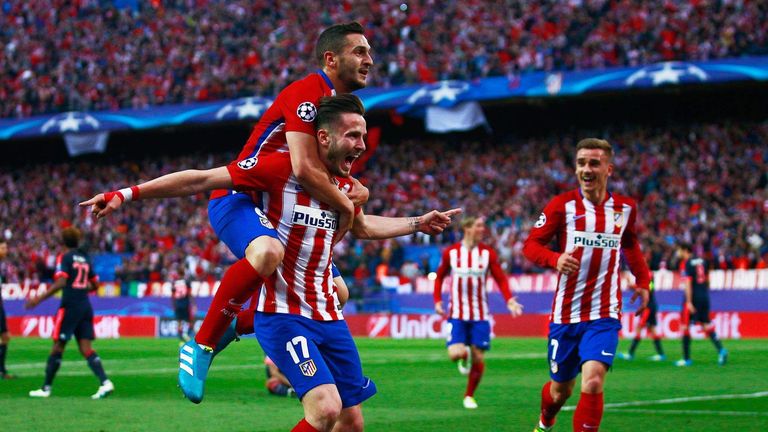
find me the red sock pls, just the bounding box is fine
[235,308,256,335]
[464,360,484,397]
[540,381,565,427]
[573,392,604,432]
[195,258,263,348]
[291,418,320,432]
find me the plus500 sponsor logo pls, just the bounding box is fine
[292,204,338,231]
[572,231,621,250]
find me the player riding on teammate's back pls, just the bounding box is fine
[82,22,374,403]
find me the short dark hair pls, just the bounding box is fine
[315,22,365,66]
[576,138,613,160]
[678,242,693,252]
[316,94,365,130]
[62,226,82,248]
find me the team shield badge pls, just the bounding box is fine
[299,359,317,377]
[613,211,624,228]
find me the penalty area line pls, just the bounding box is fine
[562,391,768,411]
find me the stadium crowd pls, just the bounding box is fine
[0,152,232,285]
[0,121,766,288]
[3,0,768,118]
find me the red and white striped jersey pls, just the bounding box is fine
[228,152,354,321]
[433,242,512,321]
[210,70,335,201]
[523,189,650,324]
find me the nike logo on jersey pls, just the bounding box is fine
[601,350,614,357]
[569,214,587,223]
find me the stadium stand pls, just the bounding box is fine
[2,0,767,118]
[1,122,766,289]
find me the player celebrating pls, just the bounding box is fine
[618,276,666,361]
[523,138,650,432]
[25,227,114,399]
[0,239,15,379]
[675,243,728,367]
[86,94,459,429]
[245,95,457,432]
[433,216,523,409]
[82,22,373,402]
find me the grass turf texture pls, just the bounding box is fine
[1,337,766,431]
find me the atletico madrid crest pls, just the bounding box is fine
[299,359,317,377]
[613,211,624,228]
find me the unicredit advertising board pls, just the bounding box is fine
[6,311,767,339]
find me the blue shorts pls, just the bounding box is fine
[546,318,621,382]
[446,319,491,351]
[208,193,278,259]
[254,312,376,407]
[331,263,340,278]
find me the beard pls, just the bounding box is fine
[326,139,349,177]
[338,58,366,91]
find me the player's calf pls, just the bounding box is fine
[539,381,570,429]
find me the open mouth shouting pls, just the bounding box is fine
[343,153,361,172]
[581,173,596,187]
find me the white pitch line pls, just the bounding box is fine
[8,351,548,377]
[562,391,768,411]
[7,351,546,371]
[607,408,768,417]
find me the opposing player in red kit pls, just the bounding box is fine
[523,138,650,432]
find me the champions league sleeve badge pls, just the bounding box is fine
[237,157,258,170]
[296,102,317,122]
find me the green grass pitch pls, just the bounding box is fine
[1,337,766,431]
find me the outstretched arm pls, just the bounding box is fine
[351,208,462,240]
[79,167,232,219]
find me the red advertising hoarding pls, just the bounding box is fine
[345,312,768,339]
[6,312,768,339]
[7,316,157,338]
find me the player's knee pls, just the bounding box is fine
[245,238,284,274]
[447,347,464,361]
[335,412,364,432]
[52,340,66,353]
[314,404,342,430]
[551,386,572,403]
[581,376,604,394]
[306,387,343,430]
[0,333,10,344]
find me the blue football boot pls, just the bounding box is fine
[178,341,213,403]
